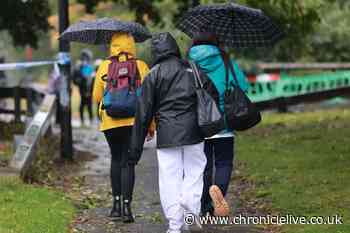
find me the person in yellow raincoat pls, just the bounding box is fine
[93,32,153,223]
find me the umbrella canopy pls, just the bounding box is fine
[177,3,283,48]
[59,18,151,44]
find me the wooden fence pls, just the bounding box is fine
[8,94,56,176]
[0,76,57,176]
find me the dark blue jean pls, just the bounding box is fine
[201,137,235,214]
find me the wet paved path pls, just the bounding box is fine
[72,128,166,233]
[72,127,263,233]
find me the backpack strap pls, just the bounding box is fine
[130,59,142,91]
[109,52,133,61]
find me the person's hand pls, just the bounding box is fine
[128,150,140,165]
[146,130,155,142]
[128,159,138,166]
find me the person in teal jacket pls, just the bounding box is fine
[188,32,249,216]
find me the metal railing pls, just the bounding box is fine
[0,91,57,177]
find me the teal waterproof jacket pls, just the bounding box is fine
[188,45,249,133]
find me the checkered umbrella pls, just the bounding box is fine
[59,18,151,44]
[177,3,283,48]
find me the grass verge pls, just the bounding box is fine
[0,177,75,233]
[0,127,76,233]
[236,108,350,233]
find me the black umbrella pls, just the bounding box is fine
[59,18,151,44]
[177,3,283,48]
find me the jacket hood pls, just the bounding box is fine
[188,45,222,73]
[151,32,181,65]
[109,33,136,57]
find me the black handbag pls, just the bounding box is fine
[223,60,261,131]
[189,61,225,137]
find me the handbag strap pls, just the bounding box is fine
[222,50,239,90]
[189,61,203,89]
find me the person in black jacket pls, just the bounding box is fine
[129,32,207,233]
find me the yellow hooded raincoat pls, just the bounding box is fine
[93,33,150,131]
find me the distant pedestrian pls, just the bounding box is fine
[73,49,95,126]
[47,65,61,95]
[130,32,207,233]
[188,32,249,216]
[47,64,61,123]
[0,57,6,110]
[93,33,153,223]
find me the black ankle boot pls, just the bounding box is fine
[122,200,134,223]
[109,196,122,218]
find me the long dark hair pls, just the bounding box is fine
[188,32,232,78]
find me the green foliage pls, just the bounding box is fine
[76,0,100,13]
[0,0,50,48]
[77,0,161,25]
[233,0,350,63]
[58,0,350,65]
[4,0,350,65]
[311,2,350,62]
[173,0,201,21]
[237,108,350,232]
[137,0,192,64]
[232,0,321,61]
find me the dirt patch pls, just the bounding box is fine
[0,121,25,140]
[0,122,25,167]
[0,143,10,167]
[229,162,281,233]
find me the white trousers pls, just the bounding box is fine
[157,142,207,231]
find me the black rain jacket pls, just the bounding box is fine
[130,32,217,164]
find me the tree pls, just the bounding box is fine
[234,0,322,62]
[170,0,324,62]
[0,0,50,48]
[57,0,348,63]
[77,0,202,25]
[310,1,350,62]
[77,0,100,14]
[174,0,201,20]
[77,0,161,25]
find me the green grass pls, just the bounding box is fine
[0,177,75,233]
[236,108,350,233]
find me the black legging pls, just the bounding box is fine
[104,126,135,201]
[80,96,93,124]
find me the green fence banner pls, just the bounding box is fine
[247,71,350,102]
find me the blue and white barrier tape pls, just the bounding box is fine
[0,53,71,71]
[0,61,56,71]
